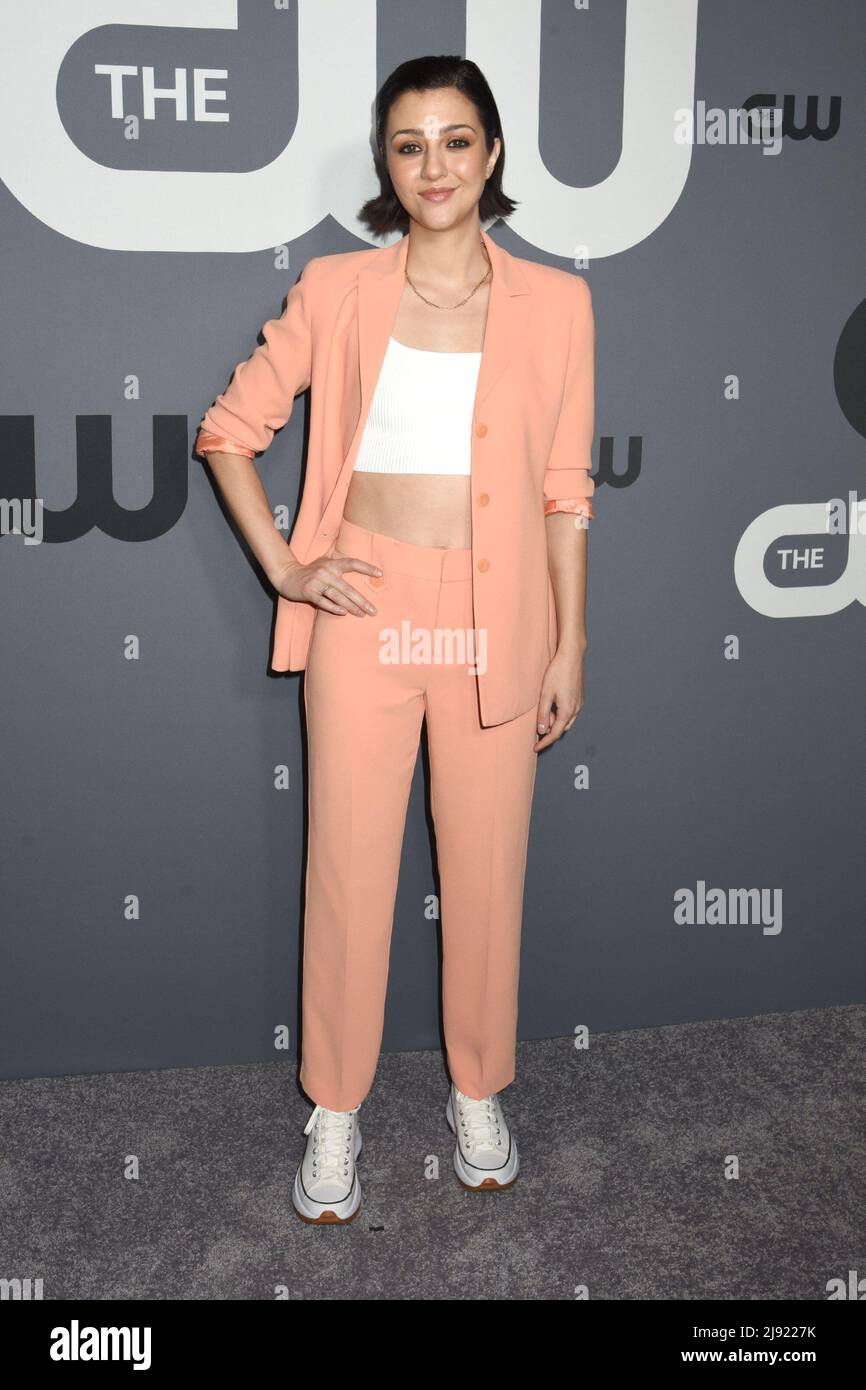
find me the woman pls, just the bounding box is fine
[194,56,595,1224]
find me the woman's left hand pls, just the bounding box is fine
[534,645,586,751]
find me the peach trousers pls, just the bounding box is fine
[299,518,539,1112]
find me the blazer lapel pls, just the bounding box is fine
[473,225,531,409]
[356,224,531,422]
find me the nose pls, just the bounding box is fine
[420,145,447,182]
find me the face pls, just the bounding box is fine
[384,86,501,231]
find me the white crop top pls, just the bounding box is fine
[352,336,482,476]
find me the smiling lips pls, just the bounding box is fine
[420,187,456,202]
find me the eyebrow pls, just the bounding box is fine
[390,123,477,139]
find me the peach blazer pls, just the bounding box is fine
[194,225,595,727]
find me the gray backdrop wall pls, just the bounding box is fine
[2,0,864,1083]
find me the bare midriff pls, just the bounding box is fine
[342,280,490,550]
[343,474,473,549]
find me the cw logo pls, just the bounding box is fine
[0,0,699,257]
[741,92,842,142]
[734,502,865,617]
[1,416,187,541]
[737,299,865,619]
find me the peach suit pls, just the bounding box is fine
[194,227,596,1108]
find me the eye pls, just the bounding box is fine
[395,137,472,155]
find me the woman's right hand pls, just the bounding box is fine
[271,550,383,616]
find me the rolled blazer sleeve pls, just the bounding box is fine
[543,276,596,520]
[193,259,317,459]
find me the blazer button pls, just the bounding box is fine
[369,575,384,587]
[477,558,490,573]
[475,421,488,437]
[477,492,490,506]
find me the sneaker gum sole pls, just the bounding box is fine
[294,1203,363,1225]
[454,1170,519,1192]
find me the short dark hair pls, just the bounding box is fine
[358,55,519,238]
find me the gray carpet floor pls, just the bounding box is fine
[1,1004,862,1300]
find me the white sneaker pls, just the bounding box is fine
[446,1083,519,1190]
[292,1103,363,1224]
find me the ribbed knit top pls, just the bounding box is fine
[352,336,482,476]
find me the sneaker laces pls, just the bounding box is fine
[455,1090,503,1152]
[304,1104,357,1179]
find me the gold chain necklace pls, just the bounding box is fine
[404,235,492,310]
